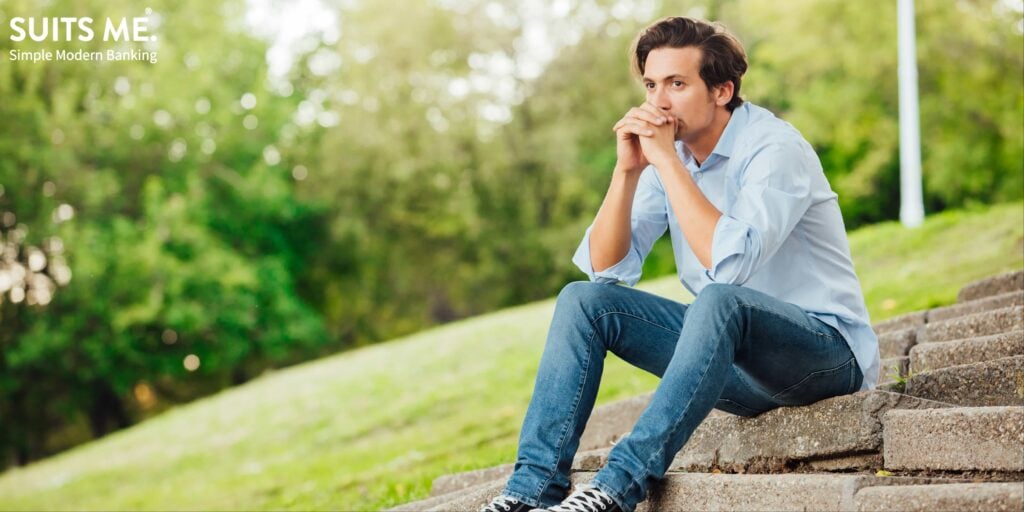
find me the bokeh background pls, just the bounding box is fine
[0,0,1021,503]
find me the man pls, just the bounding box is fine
[481,16,879,512]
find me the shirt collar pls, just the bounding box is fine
[677,102,748,172]
[709,101,747,159]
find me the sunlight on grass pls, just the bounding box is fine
[0,201,1020,511]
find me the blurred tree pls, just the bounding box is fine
[0,0,328,464]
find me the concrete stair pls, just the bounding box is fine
[390,270,1024,512]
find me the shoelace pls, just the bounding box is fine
[549,486,613,512]
[480,495,520,512]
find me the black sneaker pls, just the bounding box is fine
[541,485,622,512]
[479,495,534,512]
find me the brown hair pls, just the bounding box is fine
[630,17,748,111]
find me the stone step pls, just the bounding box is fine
[854,482,1024,512]
[432,463,512,497]
[668,390,951,473]
[958,270,1024,303]
[904,355,1024,407]
[882,406,1024,471]
[909,330,1024,374]
[918,305,1023,343]
[389,478,504,512]
[878,356,909,386]
[578,393,733,452]
[930,290,1024,323]
[878,327,917,358]
[619,473,967,512]
[873,311,927,336]
[872,290,1024,337]
[426,391,950,500]
[417,479,506,512]
[579,393,651,451]
[417,471,974,512]
[429,447,614,497]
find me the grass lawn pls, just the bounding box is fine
[0,201,1020,511]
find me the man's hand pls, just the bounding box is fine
[611,102,679,174]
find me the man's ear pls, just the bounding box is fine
[714,81,735,107]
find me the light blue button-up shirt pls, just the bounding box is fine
[572,102,880,390]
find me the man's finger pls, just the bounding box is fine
[639,102,671,121]
[617,120,655,137]
[627,107,666,126]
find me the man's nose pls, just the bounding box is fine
[650,88,671,111]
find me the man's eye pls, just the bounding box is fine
[673,81,683,87]
[645,83,654,89]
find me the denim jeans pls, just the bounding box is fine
[502,281,863,511]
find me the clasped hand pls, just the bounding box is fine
[612,102,679,174]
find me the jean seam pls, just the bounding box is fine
[534,314,596,502]
[500,489,539,508]
[591,309,682,347]
[771,357,855,400]
[718,366,778,414]
[738,302,841,340]
[623,302,737,502]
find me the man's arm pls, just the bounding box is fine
[649,158,721,270]
[589,167,642,272]
[586,102,675,273]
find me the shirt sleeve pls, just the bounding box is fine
[572,166,668,286]
[705,140,814,285]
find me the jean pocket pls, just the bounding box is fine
[770,357,858,406]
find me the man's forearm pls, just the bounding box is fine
[655,158,721,269]
[590,167,642,272]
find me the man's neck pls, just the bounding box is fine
[684,109,732,167]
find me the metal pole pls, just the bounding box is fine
[898,0,925,227]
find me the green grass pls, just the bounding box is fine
[0,201,1020,511]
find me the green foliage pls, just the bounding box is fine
[0,0,328,463]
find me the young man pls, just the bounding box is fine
[481,16,879,512]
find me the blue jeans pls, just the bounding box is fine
[502,281,863,511]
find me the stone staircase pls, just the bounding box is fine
[391,271,1024,511]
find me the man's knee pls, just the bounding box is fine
[556,281,630,315]
[694,283,744,307]
[558,281,608,307]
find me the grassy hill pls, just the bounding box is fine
[0,201,1021,511]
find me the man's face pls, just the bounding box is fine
[642,46,727,143]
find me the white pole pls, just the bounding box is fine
[898,0,925,227]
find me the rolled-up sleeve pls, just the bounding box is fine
[705,141,814,285]
[572,166,668,286]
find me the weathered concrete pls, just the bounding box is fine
[577,472,967,512]
[910,330,1024,373]
[873,311,927,336]
[905,355,1024,407]
[855,482,1024,512]
[930,290,1024,323]
[878,357,909,385]
[579,393,732,452]
[422,479,506,512]
[958,270,1024,303]
[802,452,883,472]
[579,393,651,451]
[429,447,618,497]
[878,327,917,358]
[883,406,1024,471]
[669,391,951,472]
[390,478,504,512]
[418,472,970,512]
[431,463,513,497]
[919,305,1024,343]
